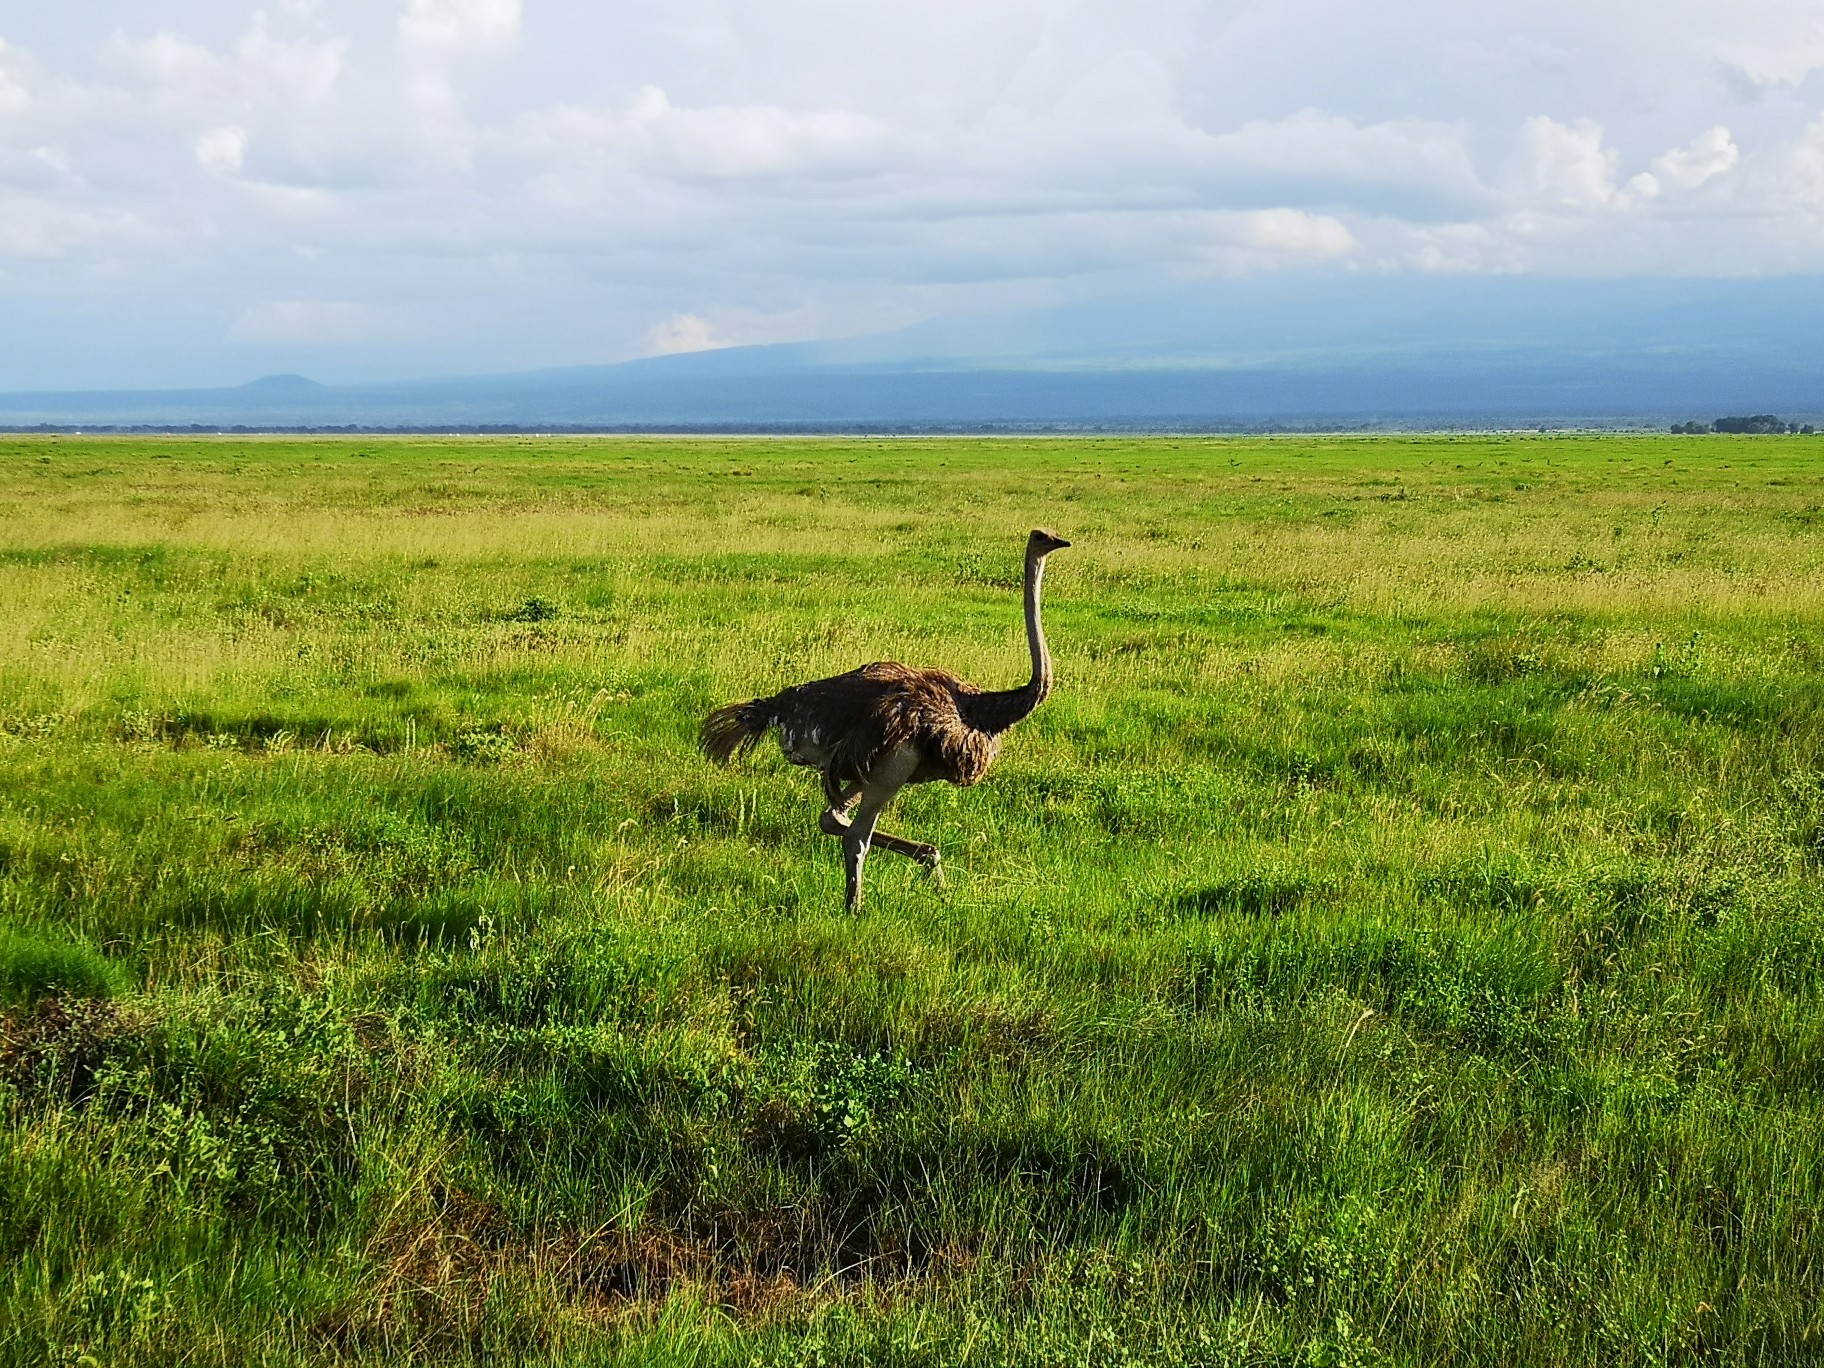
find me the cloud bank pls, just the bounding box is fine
[2,1,1823,387]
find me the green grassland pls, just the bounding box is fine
[2,432,1823,1366]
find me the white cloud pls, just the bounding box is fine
[1197,111,1486,218]
[643,313,732,355]
[1406,223,1512,274]
[6,2,1824,387]
[0,190,164,260]
[1717,41,1824,91]
[1779,115,1824,206]
[1628,124,1739,198]
[1231,208,1358,257]
[28,145,75,179]
[399,0,522,52]
[512,86,892,181]
[1655,125,1739,190]
[230,299,382,343]
[1509,116,1619,208]
[195,126,247,174]
[111,21,346,112]
[0,39,33,115]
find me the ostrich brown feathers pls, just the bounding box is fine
[803,663,1002,786]
[700,663,1006,787]
[699,697,776,766]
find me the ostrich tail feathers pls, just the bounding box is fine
[700,698,774,765]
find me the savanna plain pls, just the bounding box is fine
[1,433,1822,1367]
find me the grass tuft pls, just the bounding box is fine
[0,927,126,1005]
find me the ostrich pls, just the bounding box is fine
[701,528,1071,912]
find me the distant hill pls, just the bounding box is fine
[4,275,1822,429]
[239,374,327,392]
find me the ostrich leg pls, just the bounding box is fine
[820,780,943,883]
[837,750,920,912]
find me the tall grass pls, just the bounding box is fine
[1,432,1822,1364]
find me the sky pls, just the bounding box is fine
[4,1,1824,389]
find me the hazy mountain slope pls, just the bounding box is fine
[4,275,1820,427]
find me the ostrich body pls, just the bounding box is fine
[701,528,1070,912]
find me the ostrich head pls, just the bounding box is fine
[1028,528,1071,555]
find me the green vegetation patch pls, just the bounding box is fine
[0,432,1821,1365]
[0,927,126,1006]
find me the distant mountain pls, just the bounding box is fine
[4,275,1822,429]
[239,374,326,392]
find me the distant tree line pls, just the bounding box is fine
[1671,415,1815,435]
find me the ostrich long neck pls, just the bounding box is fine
[969,549,1053,736]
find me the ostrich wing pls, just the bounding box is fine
[776,662,998,787]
